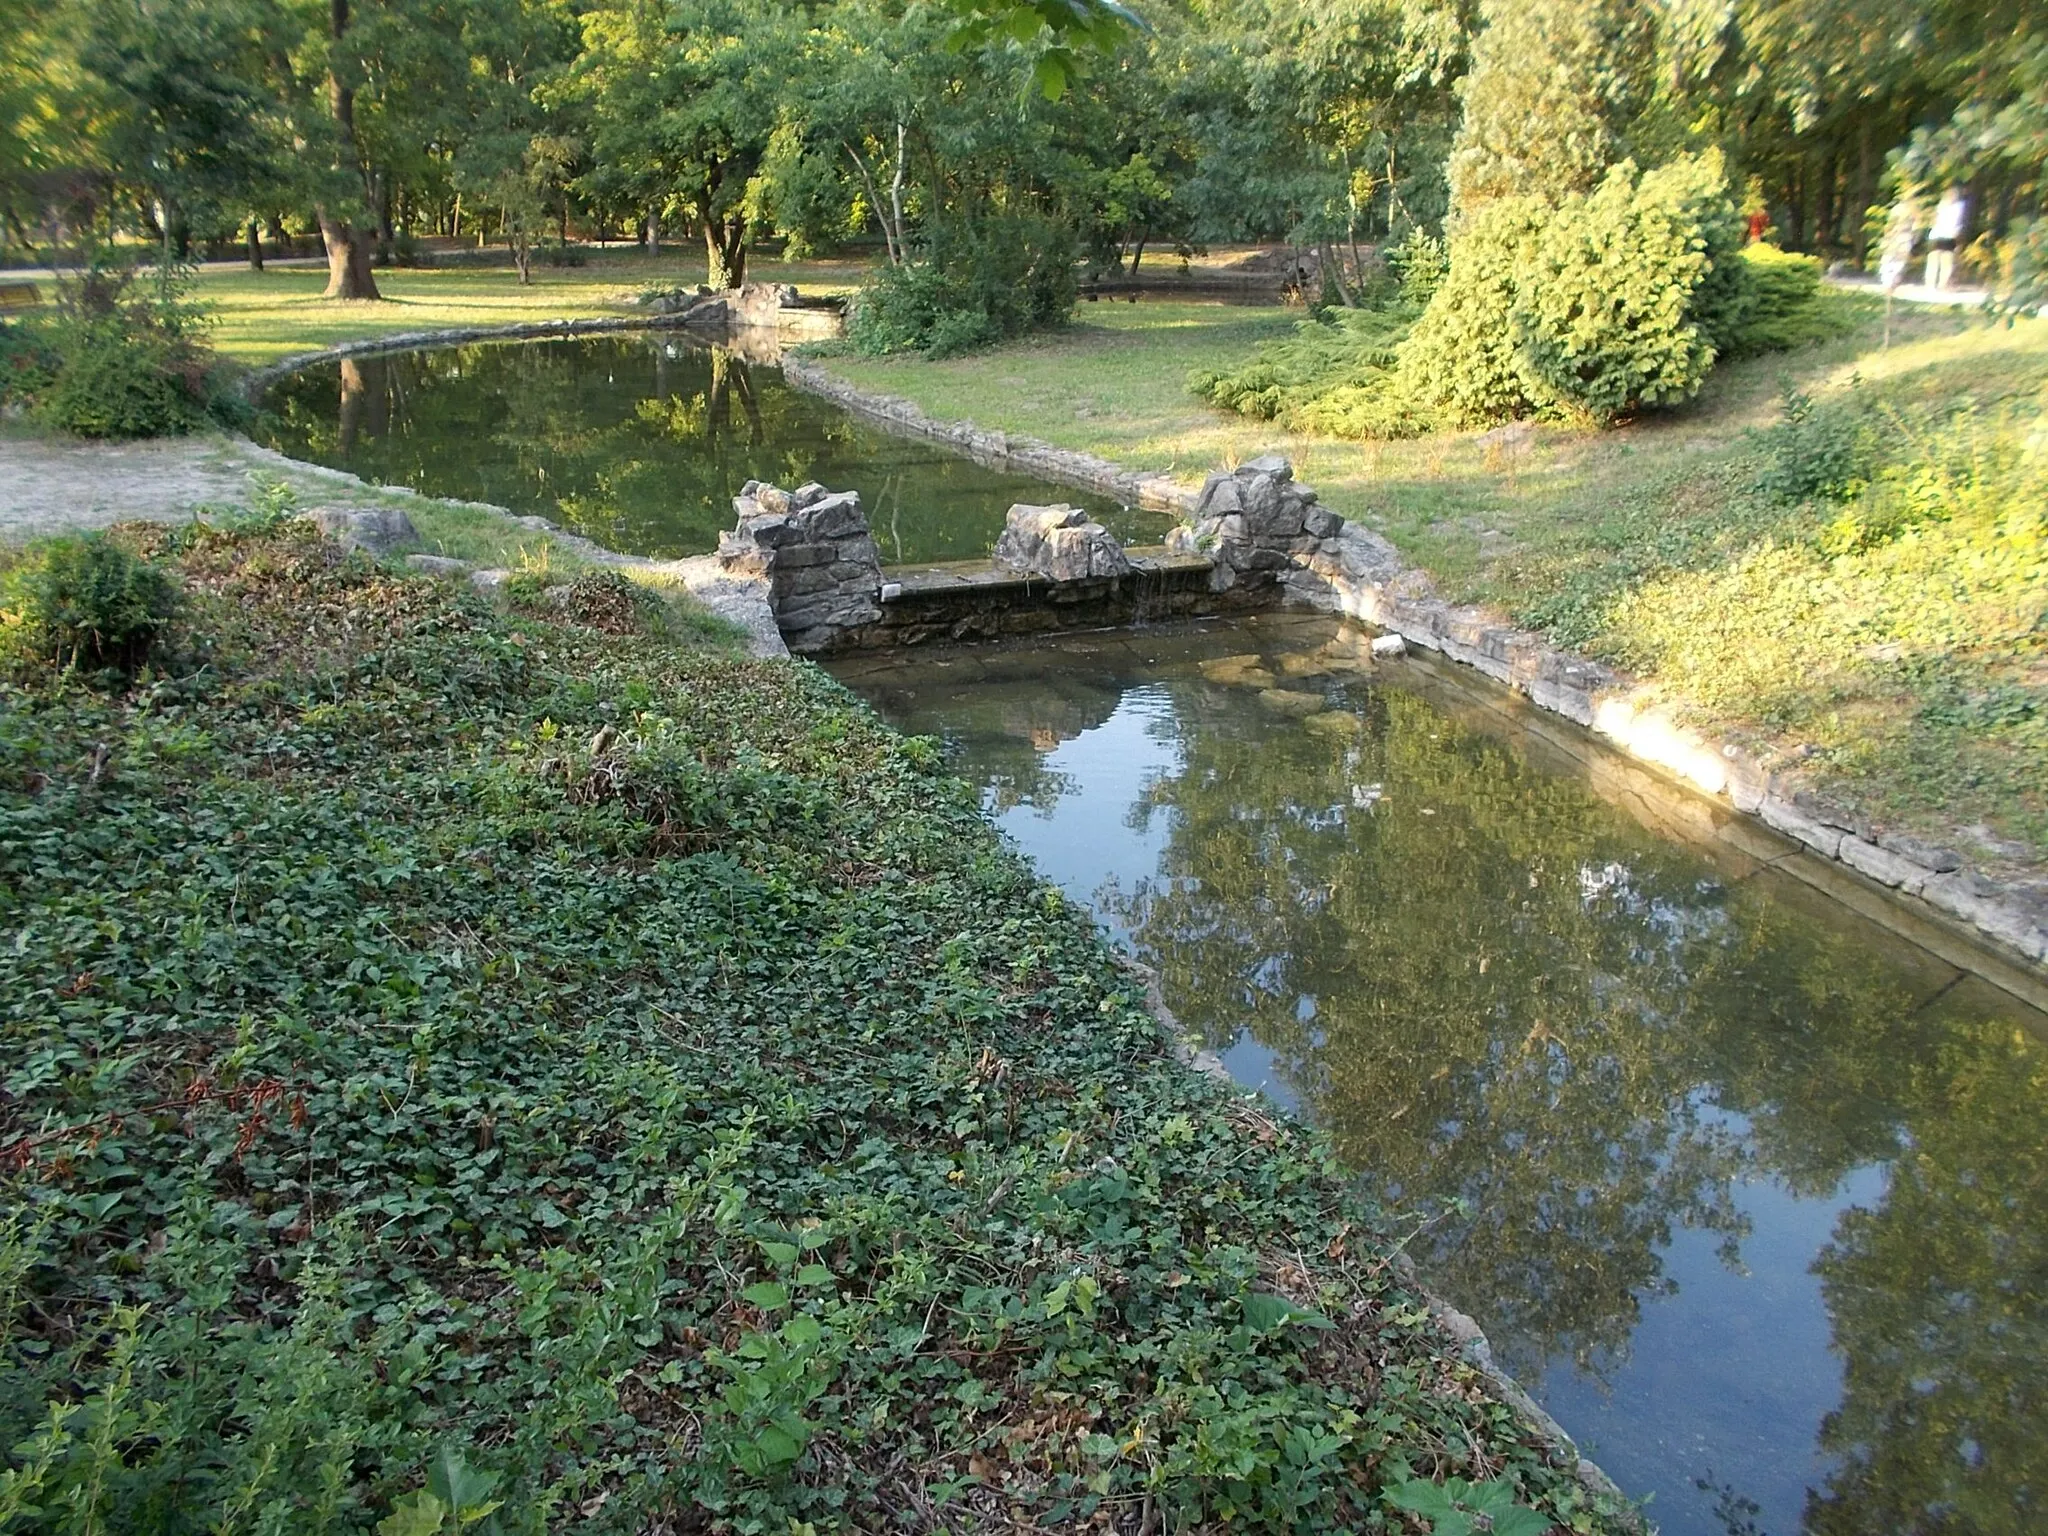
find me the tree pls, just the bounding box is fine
[1445,0,1655,218]
[78,0,281,259]
[574,0,795,290]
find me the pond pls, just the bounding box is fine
[832,613,2047,1536]
[255,333,1167,564]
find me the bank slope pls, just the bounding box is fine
[0,523,1627,1532]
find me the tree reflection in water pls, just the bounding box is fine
[838,616,2048,1536]
[256,334,1156,562]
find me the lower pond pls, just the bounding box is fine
[832,613,2046,1536]
[255,334,1163,564]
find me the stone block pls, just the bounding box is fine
[1837,836,1930,894]
[789,482,830,510]
[1758,795,1844,859]
[302,506,418,555]
[1303,506,1343,540]
[1197,476,1243,517]
[797,491,866,540]
[405,554,469,578]
[1877,831,1962,872]
[773,542,839,569]
[1241,452,1292,478]
[775,564,846,598]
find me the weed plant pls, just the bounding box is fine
[0,523,1626,1531]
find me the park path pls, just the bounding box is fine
[0,431,314,542]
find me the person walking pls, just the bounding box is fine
[1879,194,1920,293]
[1924,186,1968,290]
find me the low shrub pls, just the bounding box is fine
[0,532,179,677]
[1386,229,1448,308]
[848,213,1076,358]
[1397,195,1548,428]
[1189,305,1429,437]
[18,255,240,439]
[1728,245,1846,356]
[1749,385,1885,504]
[0,319,58,408]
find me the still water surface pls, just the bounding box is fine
[255,334,1162,563]
[833,614,2046,1536]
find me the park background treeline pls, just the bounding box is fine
[0,0,2041,300]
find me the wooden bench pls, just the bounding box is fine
[0,281,43,315]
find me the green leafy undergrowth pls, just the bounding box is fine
[0,524,1621,1532]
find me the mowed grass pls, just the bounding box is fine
[821,299,2048,863]
[196,251,866,364]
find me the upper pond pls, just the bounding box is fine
[255,333,1166,564]
[833,613,2046,1536]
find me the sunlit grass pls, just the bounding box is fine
[196,252,866,364]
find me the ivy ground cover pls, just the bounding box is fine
[0,524,1627,1532]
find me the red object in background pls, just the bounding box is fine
[1746,211,1769,243]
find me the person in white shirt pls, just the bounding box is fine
[1924,186,1967,289]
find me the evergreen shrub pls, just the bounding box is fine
[1407,154,1749,425]
[848,214,1076,358]
[1728,244,1843,356]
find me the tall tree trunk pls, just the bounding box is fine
[246,217,264,271]
[704,212,746,290]
[644,209,660,255]
[338,357,365,452]
[319,0,381,299]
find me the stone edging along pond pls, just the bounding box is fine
[779,353,2048,995]
[227,319,2047,988]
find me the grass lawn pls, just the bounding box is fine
[0,521,1624,1532]
[196,252,867,365]
[817,300,2048,870]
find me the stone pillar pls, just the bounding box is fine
[717,480,883,652]
[1167,454,1344,592]
[991,504,1133,581]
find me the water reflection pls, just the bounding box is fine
[257,334,1162,563]
[834,615,2047,1536]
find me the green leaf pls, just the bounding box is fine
[741,1281,789,1310]
[425,1447,501,1522]
[1242,1291,1336,1333]
[758,1240,799,1267]
[794,1263,833,1287]
[376,1490,449,1536]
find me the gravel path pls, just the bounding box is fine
[0,431,324,541]
[0,428,788,656]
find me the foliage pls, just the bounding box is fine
[848,214,1077,358]
[20,255,237,440]
[1189,305,1425,438]
[0,318,58,408]
[1386,230,1447,308]
[1512,153,1748,420]
[1500,372,2048,849]
[1445,0,1656,216]
[0,521,1622,1531]
[1401,155,1748,426]
[1727,244,1845,357]
[1747,384,1882,504]
[0,533,178,678]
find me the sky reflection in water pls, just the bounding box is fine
[834,614,2047,1536]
